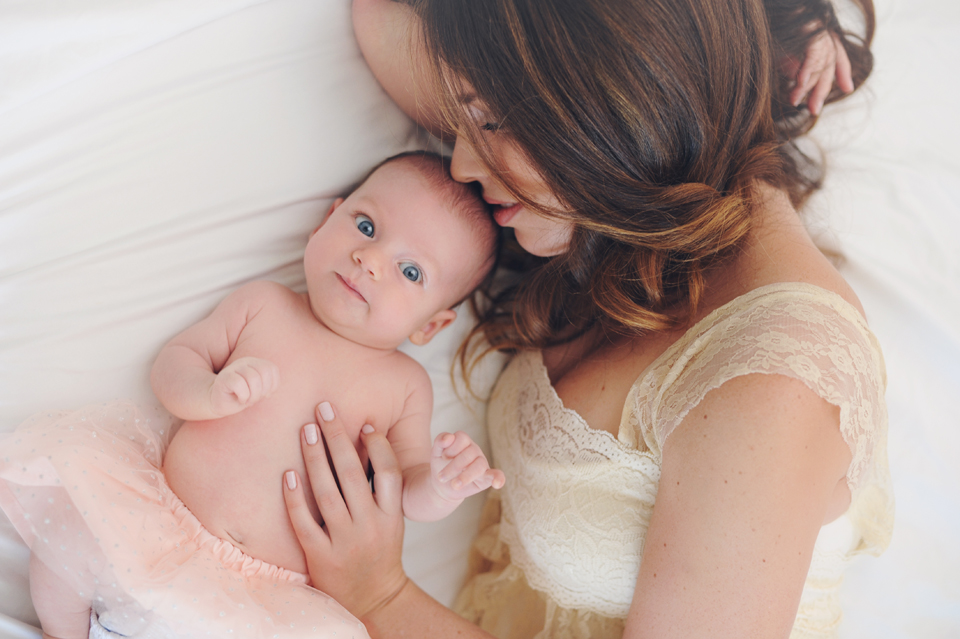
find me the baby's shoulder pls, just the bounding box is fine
[227,280,305,317]
[390,349,432,389]
[233,279,299,302]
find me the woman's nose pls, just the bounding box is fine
[450,136,486,185]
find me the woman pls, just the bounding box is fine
[282,0,892,637]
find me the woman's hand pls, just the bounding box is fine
[787,30,854,115]
[282,401,408,620]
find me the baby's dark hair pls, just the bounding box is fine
[351,151,500,306]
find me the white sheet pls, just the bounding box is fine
[1,0,957,637]
[807,1,960,634]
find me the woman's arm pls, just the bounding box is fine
[282,402,496,639]
[351,0,445,137]
[623,373,851,638]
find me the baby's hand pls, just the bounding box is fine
[209,357,280,417]
[430,431,506,502]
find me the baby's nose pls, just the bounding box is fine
[352,247,381,280]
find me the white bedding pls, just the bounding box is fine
[0,0,957,637]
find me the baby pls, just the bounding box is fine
[155,150,504,573]
[4,151,503,639]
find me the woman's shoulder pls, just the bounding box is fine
[706,184,866,320]
[635,272,887,485]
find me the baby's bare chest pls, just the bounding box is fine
[162,305,415,570]
[229,307,410,435]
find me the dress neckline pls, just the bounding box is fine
[528,281,869,444]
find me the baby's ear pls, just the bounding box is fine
[408,309,457,346]
[311,197,344,236]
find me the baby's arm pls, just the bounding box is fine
[29,553,90,639]
[151,281,280,420]
[389,364,505,522]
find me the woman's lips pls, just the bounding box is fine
[336,274,366,301]
[492,202,521,226]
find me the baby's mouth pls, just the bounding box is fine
[336,273,366,302]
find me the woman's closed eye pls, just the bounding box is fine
[355,214,375,237]
[480,121,501,132]
[399,262,422,283]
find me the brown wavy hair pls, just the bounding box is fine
[408,0,875,365]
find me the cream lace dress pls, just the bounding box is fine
[454,283,893,639]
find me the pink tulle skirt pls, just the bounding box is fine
[0,401,367,638]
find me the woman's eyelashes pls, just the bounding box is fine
[355,214,374,237]
[465,104,502,133]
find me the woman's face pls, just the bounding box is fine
[450,103,574,258]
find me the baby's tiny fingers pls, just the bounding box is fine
[834,36,854,93]
[808,68,834,115]
[261,361,281,395]
[432,432,456,457]
[441,431,476,458]
[451,456,492,490]
[437,447,481,483]
[226,374,251,404]
[244,366,264,400]
[484,468,506,490]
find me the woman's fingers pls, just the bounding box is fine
[361,424,403,517]
[282,468,330,554]
[285,402,408,619]
[315,402,374,521]
[301,414,353,529]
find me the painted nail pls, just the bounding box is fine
[304,423,319,445]
[285,470,297,490]
[361,424,374,434]
[318,402,334,422]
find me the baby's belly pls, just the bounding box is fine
[163,401,366,575]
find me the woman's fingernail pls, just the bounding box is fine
[318,402,334,421]
[304,423,319,445]
[361,424,374,435]
[285,470,297,490]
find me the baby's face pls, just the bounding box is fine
[304,161,484,350]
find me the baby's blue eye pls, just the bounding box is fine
[355,214,374,237]
[400,263,422,283]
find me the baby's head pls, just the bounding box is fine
[304,151,497,350]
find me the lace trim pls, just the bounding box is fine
[489,353,660,618]
[482,282,893,625]
[628,283,887,497]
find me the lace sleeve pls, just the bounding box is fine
[628,285,893,552]
[629,285,891,551]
